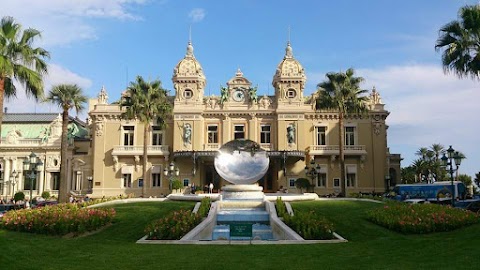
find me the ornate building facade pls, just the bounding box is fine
[0,113,91,199]
[0,41,401,199]
[87,41,401,198]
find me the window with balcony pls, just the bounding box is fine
[123,126,135,146]
[315,126,326,145]
[152,126,163,146]
[345,126,356,146]
[234,124,245,140]
[260,125,271,144]
[122,174,132,188]
[207,125,218,143]
[152,173,161,187]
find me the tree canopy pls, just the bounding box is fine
[436,5,480,79]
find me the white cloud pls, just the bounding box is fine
[4,63,92,116]
[356,65,480,176]
[1,0,148,46]
[188,8,206,23]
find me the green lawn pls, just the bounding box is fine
[1,200,479,270]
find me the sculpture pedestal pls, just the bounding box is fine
[221,184,264,201]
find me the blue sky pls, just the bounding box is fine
[2,0,480,177]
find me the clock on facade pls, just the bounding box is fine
[232,89,245,102]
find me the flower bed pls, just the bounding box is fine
[367,202,480,234]
[144,197,211,240]
[276,197,335,240]
[1,203,115,236]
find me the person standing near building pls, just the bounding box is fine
[209,182,214,194]
[191,182,196,194]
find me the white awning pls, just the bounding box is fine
[121,165,134,174]
[319,165,327,174]
[151,165,162,174]
[346,165,357,174]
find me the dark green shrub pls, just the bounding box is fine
[41,191,51,200]
[14,192,25,202]
[276,197,287,217]
[295,178,311,193]
[171,179,183,190]
[275,197,334,240]
[197,197,211,217]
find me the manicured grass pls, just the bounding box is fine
[1,200,479,269]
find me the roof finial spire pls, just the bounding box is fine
[189,24,192,43]
[285,26,293,58]
[186,25,194,57]
[288,25,291,44]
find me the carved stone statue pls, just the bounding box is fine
[287,124,295,144]
[370,87,382,104]
[67,123,79,145]
[220,86,229,104]
[39,126,51,144]
[248,86,258,103]
[6,128,21,144]
[183,123,192,146]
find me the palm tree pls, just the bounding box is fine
[435,5,480,79]
[0,16,50,134]
[430,144,445,160]
[315,68,369,197]
[455,151,466,179]
[415,147,429,160]
[120,76,172,197]
[430,144,444,181]
[46,84,87,203]
[411,159,428,182]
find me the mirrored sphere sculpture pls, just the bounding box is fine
[214,139,270,185]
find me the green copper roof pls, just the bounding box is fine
[1,113,88,139]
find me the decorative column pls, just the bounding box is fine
[4,157,10,196]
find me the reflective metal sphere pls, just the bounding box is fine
[214,139,270,185]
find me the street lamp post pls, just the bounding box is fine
[441,145,462,207]
[304,159,321,191]
[22,152,43,205]
[163,162,179,192]
[9,170,18,198]
[385,175,391,192]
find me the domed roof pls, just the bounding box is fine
[173,41,206,81]
[273,42,306,81]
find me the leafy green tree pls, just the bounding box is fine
[457,174,472,186]
[315,68,368,197]
[46,84,87,203]
[171,179,183,191]
[120,76,172,197]
[436,5,480,80]
[401,166,416,184]
[474,172,480,189]
[0,16,50,134]
[295,178,311,193]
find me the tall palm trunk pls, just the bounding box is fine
[59,108,69,203]
[0,77,5,136]
[142,124,150,197]
[339,112,346,197]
